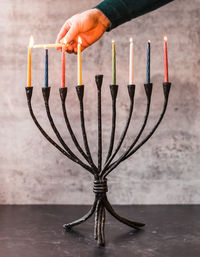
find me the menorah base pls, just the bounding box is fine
[63,180,145,246]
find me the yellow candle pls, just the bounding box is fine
[77,37,82,85]
[27,36,34,87]
[112,40,116,85]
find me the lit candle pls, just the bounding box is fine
[112,40,116,85]
[129,38,134,85]
[44,48,48,88]
[33,43,64,49]
[164,36,169,82]
[61,45,66,88]
[77,37,82,85]
[146,40,151,84]
[27,35,34,87]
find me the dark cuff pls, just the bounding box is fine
[94,0,174,31]
[94,0,132,31]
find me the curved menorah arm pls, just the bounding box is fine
[42,87,94,173]
[103,82,171,178]
[124,82,171,160]
[102,83,152,177]
[101,85,135,175]
[76,86,98,173]
[105,85,118,163]
[59,88,92,166]
[95,75,103,172]
[25,87,93,175]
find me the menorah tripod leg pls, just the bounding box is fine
[63,199,97,229]
[63,179,145,246]
[94,197,106,246]
[103,196,145,229]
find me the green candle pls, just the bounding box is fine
[112,40,116,85]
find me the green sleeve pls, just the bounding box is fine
[94,0,174,30]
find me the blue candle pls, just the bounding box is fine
[146,40,150,83]
[44,48,48,88]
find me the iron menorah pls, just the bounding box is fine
[25,75,171,246]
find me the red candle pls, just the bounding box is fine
[61,45,66,88]
[164,36,168,82]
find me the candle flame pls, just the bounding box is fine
[129,37,133,43]
[112,39,115,44]
[78,36,82,44]
[164,36,167,41]
[148,40,151,43]
[29,35,34,47]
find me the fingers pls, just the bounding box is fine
[64,22,80,45]
[65,40,86,54]
[55,9,102,54]
[56,21,71,44]
[56,17,80,51]
[66,42,76,54]
[56,21,72,50]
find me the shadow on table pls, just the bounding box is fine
[113,228,144,243]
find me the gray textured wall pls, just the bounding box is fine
[0,0,200,204]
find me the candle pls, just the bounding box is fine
[33,43,64,49]
[44,48,48,88]
[77,37,82,85]
[61,45,66,88]
[164,36,169,82]
[146,40,151,84]
[27,35,34,87]
[129,38,134,85]
[112,40,116,85]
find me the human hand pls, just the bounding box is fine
[56,9,110,53]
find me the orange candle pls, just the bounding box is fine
[27,36,34,87]
[61,45,66,88]
[164,36,169,82]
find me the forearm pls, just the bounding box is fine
[95,0,174,30]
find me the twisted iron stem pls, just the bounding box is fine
[63,179,144,246]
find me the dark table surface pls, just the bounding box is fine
[0,205,199,257]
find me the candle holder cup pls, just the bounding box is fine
[25,75,171,246]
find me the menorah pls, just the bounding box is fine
[25,75,171,246]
